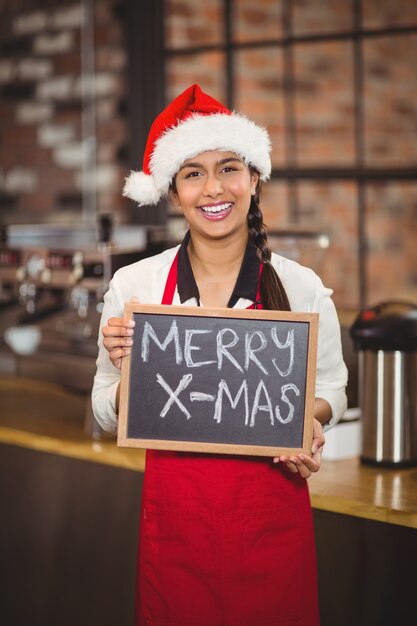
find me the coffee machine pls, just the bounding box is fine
[0,220,167,434]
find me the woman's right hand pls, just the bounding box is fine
[102,297,138,370]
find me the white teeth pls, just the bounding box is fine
[200,202,232,213]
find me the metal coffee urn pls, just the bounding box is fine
[350,301,417,466]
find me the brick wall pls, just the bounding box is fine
[1,0,416,308]
[0,0,129,225]
[165,0,417,309]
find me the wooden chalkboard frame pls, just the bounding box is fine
[118,303,318,457]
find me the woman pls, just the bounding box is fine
[92,84,348,626]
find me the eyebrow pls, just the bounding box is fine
[178,157,243,171]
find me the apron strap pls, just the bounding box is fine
[161,250,264,309]
[247,262,263,310]
[161,251,179,305]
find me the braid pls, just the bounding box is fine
[248,195,291,311]
[247,196,271,265]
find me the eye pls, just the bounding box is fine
[220,163,242,174]
[184,170,202,179]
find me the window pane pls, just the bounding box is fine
[363,0,417,29]
[294,42,355,166]
[364,35,417,166]
[165,0,224,48]
[165,52,226,103]
[365,183,417,305]
[296,181,360,308]
[233,0,283,43]
[293,0,353,35]
[234,48,286,168]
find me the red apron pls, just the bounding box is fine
[136,253,320,626]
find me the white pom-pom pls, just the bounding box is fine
[122,170,161,206]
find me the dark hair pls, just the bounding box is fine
[248,183,291,312]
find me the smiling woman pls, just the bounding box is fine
[92,84,347,626]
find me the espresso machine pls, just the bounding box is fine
[0,219,167,434]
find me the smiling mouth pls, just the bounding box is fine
[198,202,233,216]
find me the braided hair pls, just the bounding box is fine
[247,183,291,312]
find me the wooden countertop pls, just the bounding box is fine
[1,376,416,529]
[0,376,146,472]
[309,457,417,529]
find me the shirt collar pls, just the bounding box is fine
[177,230,261,307]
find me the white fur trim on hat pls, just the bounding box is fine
[123,112,271,206]
[122,170,160,206]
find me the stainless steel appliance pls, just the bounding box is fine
[0,221,167,435]
[350,301,417,466]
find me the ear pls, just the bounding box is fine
[250,169,259,195]
[168,188,182,213]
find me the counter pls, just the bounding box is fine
[1,375,416,626]
[1,375,416,529]
[0,376,146,472]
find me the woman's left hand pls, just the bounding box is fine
[273,418,325,478]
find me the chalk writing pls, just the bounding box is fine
[141,321,302,427]
[120,306,317,454]
[271,328,294,376]
[155,373,299,427]
[214,379,249,425]
[142,320,182,364]
[140,321,295,376]
[156,372,192,419]
[275,383,300,424]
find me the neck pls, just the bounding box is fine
[187,229,248,280]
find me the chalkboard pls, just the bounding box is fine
[118,304,318,457]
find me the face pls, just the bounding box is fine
[170,150,259,241]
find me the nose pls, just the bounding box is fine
[203,172,224,198]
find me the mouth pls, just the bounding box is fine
[198,202,233,220]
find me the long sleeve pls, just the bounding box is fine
[91,246,179,432]
[91,275,124,433]
[312,279,348,429]
[272,253,348,430]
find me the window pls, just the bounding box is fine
[162,0,417,308]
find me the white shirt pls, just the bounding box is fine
[92,245,348,433]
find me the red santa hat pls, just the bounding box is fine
[123,84,272,206]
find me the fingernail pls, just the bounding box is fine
[128,320,135,327]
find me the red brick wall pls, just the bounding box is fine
[0,0,128,225]
[1,0,416,309]
[164,0,417,309]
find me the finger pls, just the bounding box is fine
[130,296,139,303]
[311,420,325,454]
[312,436,325,455]
[106,316,135,328]
[103,321,135,338]
[103,336,133,351]
[299,454,320,474]
[286,461,299,473]
[281,457,298,473]
[297,463,311,478]
[277,455,297,469]
[109,346,131,367]
[287,456,313,477]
